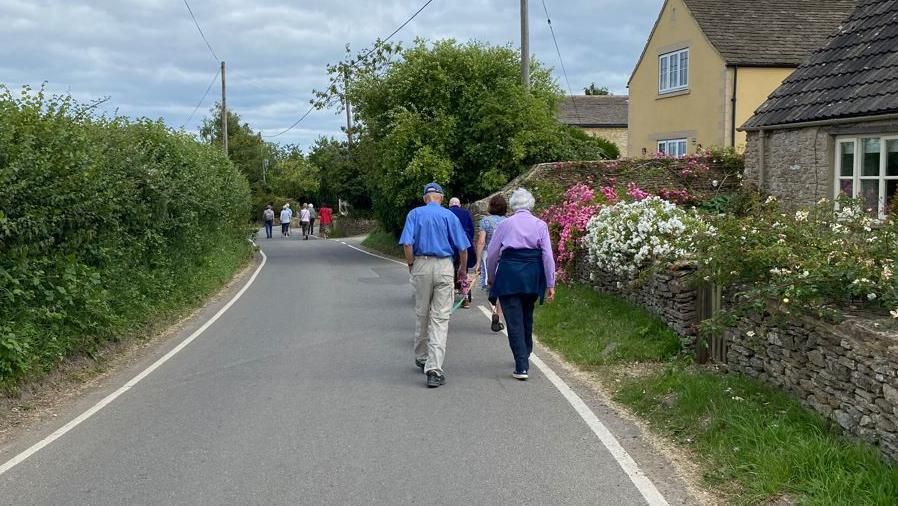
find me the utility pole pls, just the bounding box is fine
[343,68,353,146]
[521,0,530,91]
[221,60,228,155]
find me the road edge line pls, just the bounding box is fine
[477,305,669,506]
[0,247,268,477]
[338,241,406,266]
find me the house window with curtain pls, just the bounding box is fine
[659,49,689,94]
[658,139,688,158]
[835,136,898,218]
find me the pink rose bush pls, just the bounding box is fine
[541,184,601,280]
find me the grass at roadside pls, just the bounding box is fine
[361,228,404,258]
[534,284,680,365]
[534,284,898,505]
[615,364,898,505]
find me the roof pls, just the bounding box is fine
[744,0,898,129]
[682,0,857,66]
[557,95,628,128]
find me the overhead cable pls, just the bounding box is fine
[182,0,220,63]
[540,0,583,124]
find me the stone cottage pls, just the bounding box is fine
[742,0,898,218]
[557,95,629,156]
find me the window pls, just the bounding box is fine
[659,49,689,93]
[658,139,688,158]
[835,135,898,218]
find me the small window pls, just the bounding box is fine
[835,135,898,218]
[658,139,688,158]
[659,49,689,93]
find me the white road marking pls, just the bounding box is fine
[0,249,269,477]
[477,305,669,506]
[339,242,406,266]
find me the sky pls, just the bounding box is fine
[1,0,663,149]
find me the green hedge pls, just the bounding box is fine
[0,87,251,383]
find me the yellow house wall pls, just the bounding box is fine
[628,0,727,157]
[730,67,795,150]
[582,127,628,158]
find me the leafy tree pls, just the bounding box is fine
[585,83,611,95]
[307,136,370,209]
[269,145,320,200]
[200,103,266,189]
[339,39,612,233]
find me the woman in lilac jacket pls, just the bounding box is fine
[486,188,556,380]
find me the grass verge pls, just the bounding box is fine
[533,284,898,505]
[361,228,404,258]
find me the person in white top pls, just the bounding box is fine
[279,204,293,238]
[300,204,312,240]
[308,204,317,236]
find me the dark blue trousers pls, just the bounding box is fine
[499,293,537,373]
[264,220,273,238]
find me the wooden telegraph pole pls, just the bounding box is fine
[521,0,530,91]
[221,60,228,155]
[344,68,353,146]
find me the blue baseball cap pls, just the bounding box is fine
[423,182,444,196]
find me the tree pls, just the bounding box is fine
[269,145,320,200]
[341,39,613,233]
[200,103,266,188]
[584,83,611,96]
[307,136,370,209]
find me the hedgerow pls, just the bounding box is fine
[0,86,251,383]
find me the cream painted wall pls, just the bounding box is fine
[730,67,795,150]
[628,0,727,157]
[583,127,628,157]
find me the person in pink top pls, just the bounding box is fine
[486,188,556,380]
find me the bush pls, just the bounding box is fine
[696,196,898,317]
[584,197,711,277]
[0,86,251,382]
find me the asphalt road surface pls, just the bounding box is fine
[0,231,688,505]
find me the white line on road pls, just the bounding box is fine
[0,249,269,477]
[477,306,669,506]
[339,241,406,266]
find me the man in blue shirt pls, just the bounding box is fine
[400,182,471,388]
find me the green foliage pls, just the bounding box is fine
[533,285,681,365]
[343,39,614,233]
[360,228,404,258]
[584,83,610,96]
[0,86,251,383]
[615,364,898,504]
[308,136,369,209]
[269,146,320,199]
[695,196,898,317]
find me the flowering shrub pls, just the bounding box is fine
[541,184,601,279]
[695,196,898,316]
[584,197,712,277]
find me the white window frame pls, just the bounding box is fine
[834,134,898,219]
[658,48,689,94]
[658,138,688,158]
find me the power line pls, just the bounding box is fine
[182,0,220,63]
[266,0,438,139]
[540,0,582,124]
[353,0,436,67]
[182,67,220,130]
[264,104,316,138]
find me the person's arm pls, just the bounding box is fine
[474,230,486,273]
[485,223,506,287]
[539,222,557,302]
[398,212,417,272]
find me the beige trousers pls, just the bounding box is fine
[412,256,454,374]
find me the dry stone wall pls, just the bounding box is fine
[574,258,701,348]
[727,313,898,460]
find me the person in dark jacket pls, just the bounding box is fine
[448,197,477,308]
[486,188,556,380]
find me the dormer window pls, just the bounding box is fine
[659,49,689,94]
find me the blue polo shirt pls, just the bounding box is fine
[399,202,471,258]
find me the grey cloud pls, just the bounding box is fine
[2,0,663,147]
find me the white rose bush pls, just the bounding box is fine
[583,197,712,277]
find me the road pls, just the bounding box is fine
[0,232,690,505]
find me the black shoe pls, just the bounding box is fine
[415,359,426,372]
[512,370,529,381]
[426,371,445,388]
[491,314,502,332]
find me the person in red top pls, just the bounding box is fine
[318,203,334,239]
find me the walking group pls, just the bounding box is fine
[400,183,555,388]
[262,202,334,240]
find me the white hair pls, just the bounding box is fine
[509,188,535,211]
[449,197,461,207]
